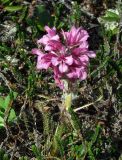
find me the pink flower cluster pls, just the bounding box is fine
[32,26,96,89]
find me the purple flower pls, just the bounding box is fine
[32,26,96,89]
[62,26,89,47]
[32,48,54,69]
[67,67,87,80]
[45,40,62,51]
[37,26,60,50]
[51,51,74,73]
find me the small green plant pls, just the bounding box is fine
[19,156,29,160]
[0,149,9,160]
[0,91,17,127]
[32,145,43,160]
[98,8,120,36]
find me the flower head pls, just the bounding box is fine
[32,26,96,89]
[37,26,60,50]
[62,26,89,47]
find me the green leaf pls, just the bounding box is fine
[3,94,11,109]
[0,124,4,127]
[12,91,18,99]
[91,125,100,145]
[0,91,17,110]
[0,97,5,108]
[0,149,5,159]
[8,109,16,121]
[100,9,120,22]
[90,56,110,77]
[0,0,11,4]
[57,21,65,29]
[0,111,4,117]
[0,86,5,92]
[102,16,119,22]
[106,10,119,20]
[19,6,28,22]
[32,145,43,160]
[3,153,9,160]
[4,6,23,12]
[88,144,96,160]
[0,116,4,127]
[19,156,28,160]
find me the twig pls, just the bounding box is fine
[19,94,28,118]
[74,95,103,112]
[37,94,59,101]
[9,140,17,160]
[30,105,41,148]
[0,72,11,91]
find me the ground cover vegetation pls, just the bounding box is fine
[0,0,122,159]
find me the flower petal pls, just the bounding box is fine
[79,70,87,80]
[59,63,68,73]
[32,49,43,57]
[45,45,52,51]
[79,30,89,42]
[36,56,50,69]
[51,57,59,66]
[87,51,96,58]
[67,71,76,79]
[72,48,85,56]
[65,55,73,65]
[37,61,50,69]
[51,35,60,41]
[54,74,64,89]
[37,35,49,45]
[79,41,89,49]
[79,55,89,64]
[44,26,56,36]
[63,26,89,46]
[45,40,62,51]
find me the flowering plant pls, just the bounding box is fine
[32,26,96,90]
